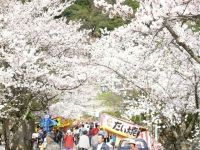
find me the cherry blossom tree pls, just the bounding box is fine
[91,0,200,149]
[1,0,200,149]
[0,0,92,148]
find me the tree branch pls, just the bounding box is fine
[94,63,148,95]
[184,75,199,137]
[164,22,200,64]
[54,77,87,91]
[178,14,200,21]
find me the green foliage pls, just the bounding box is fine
[106,0,116,5]
[97,92,124,118]
[102,110,122,118]
[26,112,35,120]
[123,0,139,11]
[81,112,93,119]
[185,113,199,133]
[130,114,146,124]
[55,0,129,37]
[19,0,31,4]
[97,91,122,107]
[192,19,200,32]
[74,0,93,6]
[126,89,142,99]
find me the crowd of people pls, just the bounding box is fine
[32,122,116,150]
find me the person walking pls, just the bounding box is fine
[64,130,74,150]
[45,133,60,150]
[109,134,116,149]
[91,129,98,147]
[74,126,80,145]
[54,129,63,144]
[91,124,99,136]
[78,130,90,150]
[92,134,110,150]
[89,127,93,146]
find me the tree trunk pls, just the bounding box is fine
[2,119,10,150]
[22,119,35,150]
[159,125,193,150]
[174,140,191,150]
[2,119,35,150]
[180,141,191,150]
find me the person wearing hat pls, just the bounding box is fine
[64,129,74,150]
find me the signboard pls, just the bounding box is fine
[99,113,153,148]
[99,113,142,137]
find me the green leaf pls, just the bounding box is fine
[55,0,129,36]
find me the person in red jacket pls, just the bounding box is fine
[91,124,99,136]
[64,130,74,150]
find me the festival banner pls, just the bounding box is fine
[99,113,146,137]
[99,113,153,148]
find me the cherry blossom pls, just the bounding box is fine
[90,0,200,148]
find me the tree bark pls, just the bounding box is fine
[2,119,10,150]
[180,141,191,150]
[174,139,192,150]
[2,118,35,150]
[164,21,200,64]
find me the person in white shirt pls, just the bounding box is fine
[91,133,98,147]
[78,130,90,150]
[84,123,90,132]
